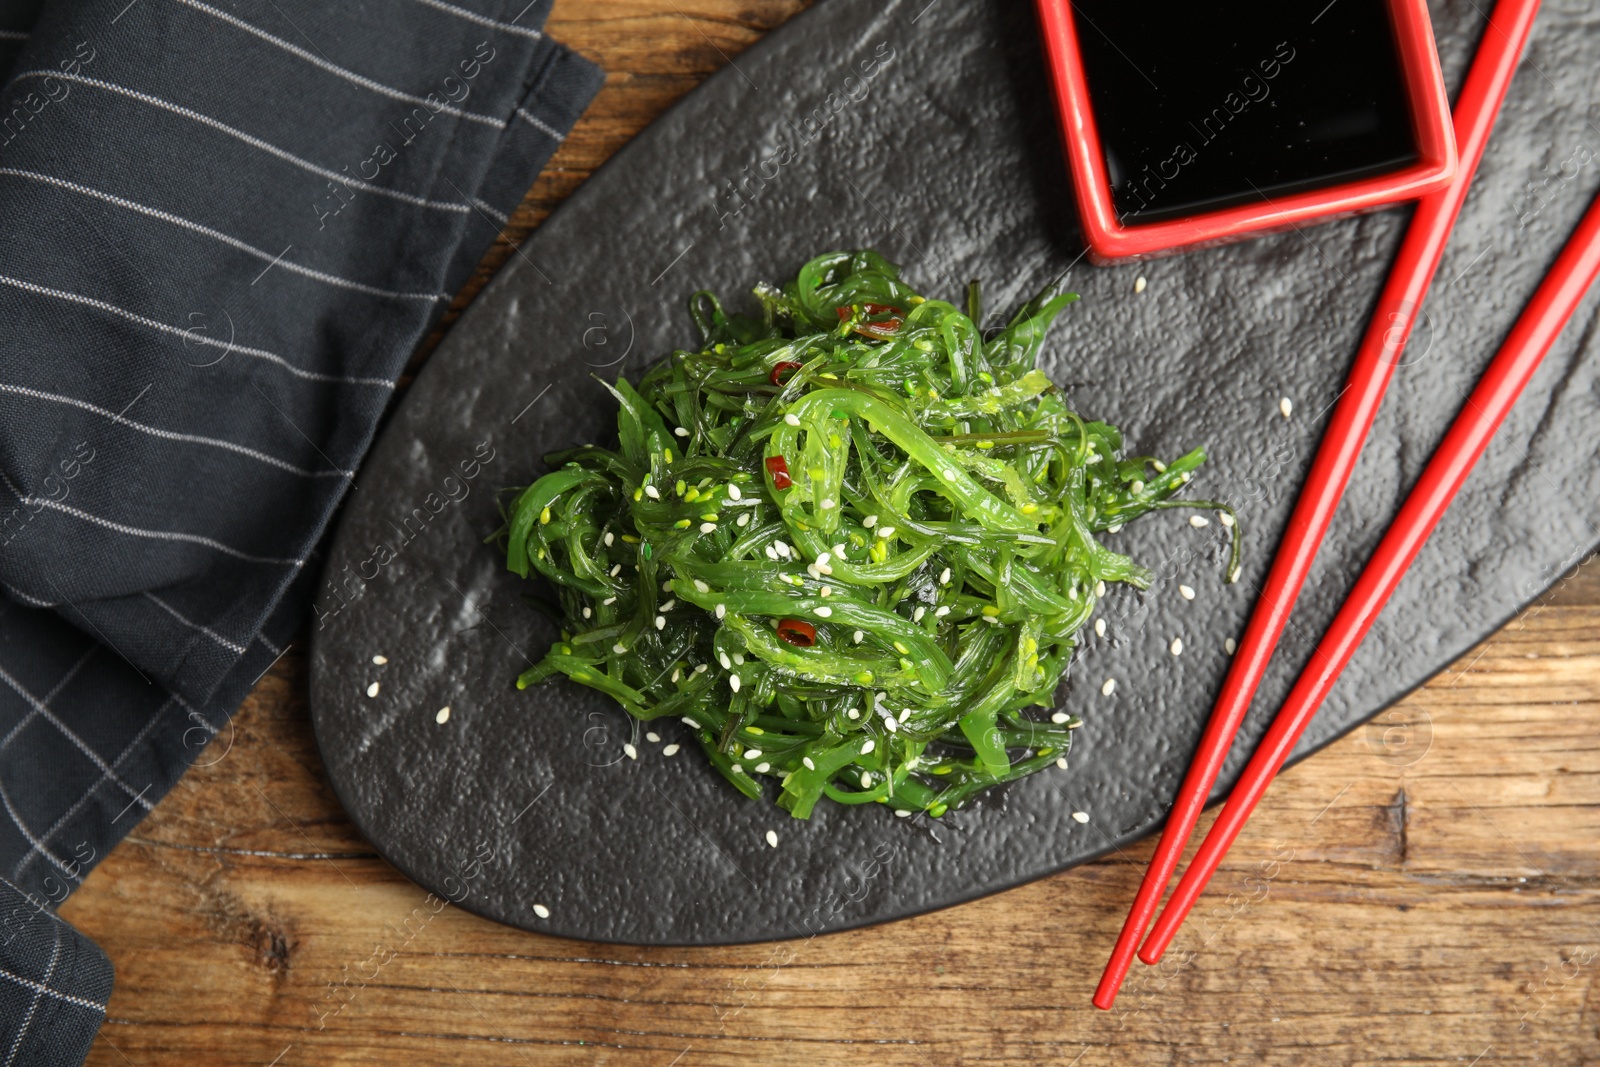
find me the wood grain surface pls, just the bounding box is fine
[61,3,1600,1064]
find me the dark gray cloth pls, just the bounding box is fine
[0,0,602,1062]
[0,878,111,1067]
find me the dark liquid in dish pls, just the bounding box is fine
[1071,0,1419,224]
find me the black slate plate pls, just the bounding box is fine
[308,0,1600,944]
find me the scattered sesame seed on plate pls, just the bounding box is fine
[700,522,717,534]
[654,615,666,630]
[1190,515,1210,528]
[728,483,742,500]
[623,743,638,760]
[365,682,379,698]
[1050,711,1069,724]
[1071,811,1090,824]
[1095,580,1106,598]
[435,706,450,724]
[604,532,614,546]
[646,731,660,743]
[803,756,815,770]
[863,514,878,528]
[847,708,861,719]
[765,830,779,847]
[853,630,865,643]
[715,603,727,619]
[371,654,387,665]
[1102,677,1117,696]
[755,762,770,773]
[1094,618,1106,637]
[939,567,951,584]
[737,513,750,526]
[743,748,762,760]
[663,743,680,756]
[1170,637,1184,656]
[862,739,875,754]
[693,579,710,592]
[1134,275,1147,293]
[533,903,551,919]
[729,675,741,693]
[613,642,628,654]
[784,413,801,426]
[1225,637,1238,654]
[674,426,689,437]
[1179,584,1195,600]
[644,484,660,499]
[1280,396,1294,418]
[894,808,912,818]
[1220,512,1234,527]
[1056,757,1069,770]
[814,605,833,617]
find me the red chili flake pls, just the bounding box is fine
[836,303,904,338]
[769,360,803,385]
[777,619,817,646]
[765,455,792,490]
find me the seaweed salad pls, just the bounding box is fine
[496,251,1237,819]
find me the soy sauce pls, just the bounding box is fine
[1071,0,1419,224]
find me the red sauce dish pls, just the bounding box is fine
[1035,0,1458,261]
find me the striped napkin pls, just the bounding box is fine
[0,0,601,1061]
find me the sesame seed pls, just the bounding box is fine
[878,526,896,539]
[645,485,660,499]
[1131,480,1145,493]
[582,607,592,619]
[1153,460,1167,472]
[895,808,912,818]
[1108,523,1123,533]
[1225,637,1237,654]
[737,513,750,527]
[728,483,742,500]
[1179,584,1195,600]
[719,652,732,669]
[820,586,832,597]
[765,544,778,560]
[863,514,878,528]
[646,731,660,743]
[533,903,551,919]
[914,606,926,622]
[817,552,831,567]
[935,606,950,617]
[784,413,801,426]
[1135,275,1147,293]
[674,426,690,437]
[624,743,638,760]
[884,717,899,733]
[820,498,836,509]
[602,596,617,606]
[1094,618,1106,637]
[693,579,710,593]
[814,605,833,617]
[939,567,951,584]
[807,564,822,580]
[653,615,666,630]
[661,599,676,611]
[610,564,622,577]
[1051,711,1069,724]
[670,668,681,684]
[744,748,762,760]
[700,522,717,534]
[715,603,727,619]
[1190,515,1210,528]
[1095,580,1106,597]
[613,642,628,654]
[372,655,388,665]
[1228,564,1242,584]
[847,708,861,719]
[1280,396,1293,419]
[729,674,741,693]
[774,540,791,557]
[435,706,451,724]
[694,665,708,674]
[803,757,816,770]
[1170,637,1184,656]
[365,682,380,698]
[860,771,873,786]
[1220,512,1235,527]
[604,532,615,546]
[1102,678,1117,696]
[1071,811,1089,824]
[766,830,779,848]
[983,615,1000,625]
[862,739,876,754]
[853,630,865,643]
[663,743,681,756]
[1056,757,1070,770]
[683,716,701,727]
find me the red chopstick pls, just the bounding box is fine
[1142,180,1600,963]
[1093,0,1542,1009]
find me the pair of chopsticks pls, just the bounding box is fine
[1094,0,1600,1007]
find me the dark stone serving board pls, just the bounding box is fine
[308,0,1600,944]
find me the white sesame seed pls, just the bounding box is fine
[670,668,681,684]
[807,564,822,580]
[365,682,379,698]
[737,513,751,527]
[983,615,999,625]
[935,606,950,617]
[1228,565,1241,584]
[604,532,615,546]
[435,706,451,724]
[1108,523,1123,533]
[1056,757,1069,770]
[674,426,690,437]
[533,903,551,918]
[1190,515,1210,528]
[847,708,861,719]
[1225,637,1237,654]
[694,579,710,593]
[877,526,896,539]
[860,772,873,787]
[1095,580,1106,597]
[654,615,666,630]
[1102,678,1117,696]
[914,606,926,622]
[820,498,836,510]
[1170,637,1184,656]
[613,642,628,654]
[1072,810,1089,824]
[719,652,732,670]
[372,655,388,665]
[1220,512,1235,527]
[862,739,876,754]
[817,552,831,567]
[645,484,660,499]
[1135,275,1147,293]
[863,514,878,528]
[729,674,742,693]
[853,630,865,643]
[646,732,660,743]
[765,544,778,560]
[895,808,912,818]
[663,581,673,592]
[1179,584,1195,600]
[1051,711,1069,724]
[1180,471,1191,483]
[624,743,638,760]
[744,748,762,760]
[663,743,681,756]
[582,606,592,619]
[820,586,832,597]
[803,757,816,770]
[694,665,708,674]
[683,716,701,727]
[610,564,622,577]
[939,567,951,584]
[1153,460,1167,472]
[1131,480,1145,493]
[728,483,742,500]
[1094,618,1106,637]
[603,596,617,606]
[774,540,790,558]
[784,413,801,426]
[715,603,727,619]
[766,830,779,847]
[700,522,717,534]
[814,605,833,617]
[1280,396,1293,419]
[884,717,899,733]
[661,599,676,611]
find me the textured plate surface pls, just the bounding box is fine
[309,0,1600,944]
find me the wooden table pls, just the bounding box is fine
[63,3,1600,1063]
